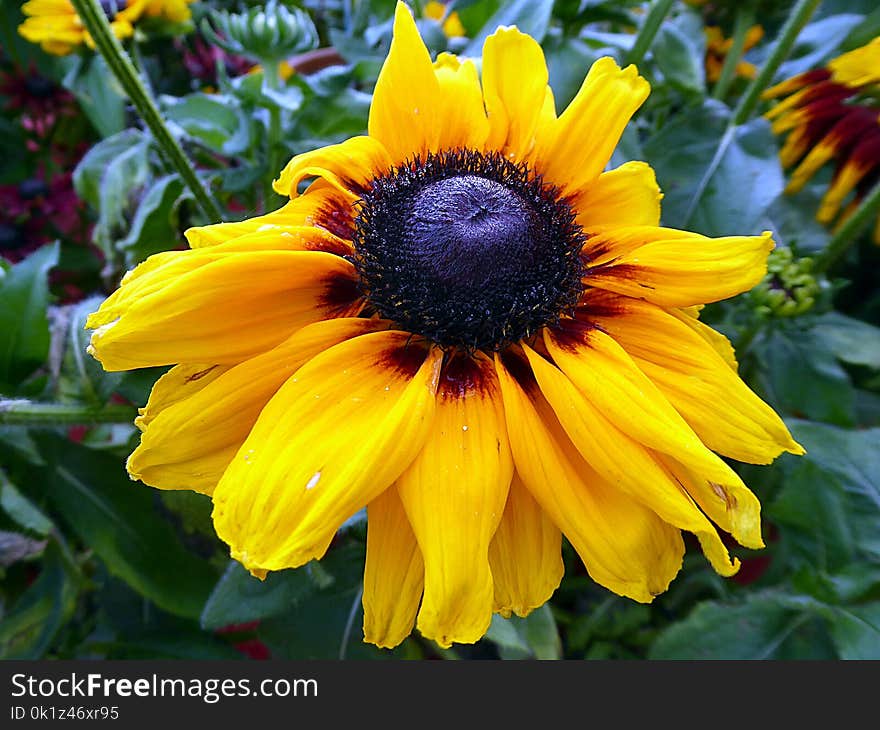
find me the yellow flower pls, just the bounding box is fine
[139,0,193,24]
[705,24,764,83]
[763,39,880,244]
[18,0,194,56]
[87,2,802,650]
[423,0,465,38]
[18,0,144,56]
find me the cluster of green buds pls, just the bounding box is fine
[750,247,821,318]
[201,0,319,67]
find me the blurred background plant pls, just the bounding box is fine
[1,0,879,660]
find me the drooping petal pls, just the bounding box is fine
[518,346,740,576]
[186,183,357,247]
[368,2,442,163]
[586,293,804,464]
[489,473,563,618]
[396,355,513,648]
[493,352,684,601]
[534,57,650,194]
[670,306,738,371]
[128,318,388,494]
[87,251,361,371]
[363,485,424,649]
[543,325,756,500]
[572,161,662,228]
[481,25,551,159]
[273,136,393,198]
[585,226,774,307]
[211,331,443,574]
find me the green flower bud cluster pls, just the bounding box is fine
[751,247,820,318]
[201,0,318,66]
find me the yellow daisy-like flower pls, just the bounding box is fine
[763,38,880,244]
[705,25,764,83]
[87,3,803,649]
[18,0,193,56]
[423,0,465,38]
[18,0,144,56]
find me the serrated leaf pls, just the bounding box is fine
[0,243,59,392]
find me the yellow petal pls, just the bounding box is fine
[368,2,442,164]
[489,473,563,618]
[433,53,490,151]
[493,352,684,601]
[186,184,357,248]
[128,318,387,494]
[518,346,739,577]
[273,136,392,197]
[585,226,774,307]
[543,325,755,498]
[572,161,662,228]
[591,295,804,464]
[87,250,360,371]
[212,331,443,573]
[397,355,513,648]
[669,306,738,371]
[535,57,650,194]
[828,37,880,88]
[363,485,424,649]
[482,26,551,159]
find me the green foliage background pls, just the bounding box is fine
[1,0,879,660]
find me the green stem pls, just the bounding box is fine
[814,179,880,273]
[682,0,820,226]
[732,0,821,126]
[68,0,223,222]
[262,63,283,213]
[0,400,137,426]
[711,6,755,101]
[624,0,676,67]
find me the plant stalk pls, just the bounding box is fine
[624,0,676,68]
[68,0,223,222]
[814,179,880,273]
[711,6,755,101]
[0,400,137,426]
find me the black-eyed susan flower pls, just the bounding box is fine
[18,0,144,55]
[705,24,764,83]
[763,38,880,244]
[18,0,192,56]
[87,2,802,649]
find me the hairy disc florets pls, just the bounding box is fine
[353,149,586,351]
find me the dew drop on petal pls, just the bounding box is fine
[306,471,322,490]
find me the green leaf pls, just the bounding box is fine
[201,560,317,631]
[753,326,855,426]
[0,540,78,659]
[775,13,865,81]
[33,433,218,619]
[827,603,880,659]
[649,592,817,659]
[464,0,554,56]
[810,312,880,369]
[163,93,252,155]
[487,604,562,659]
[61,54,126,137]
[119,175,192,265]
[58,296,123,405]
[544,35,606,112]
[0,474,53,536]
[0,243,59,392]
[644,99,784,235]
[652,21,705,96]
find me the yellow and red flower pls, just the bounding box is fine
[763,38,880,243]
[87,3,802,649]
